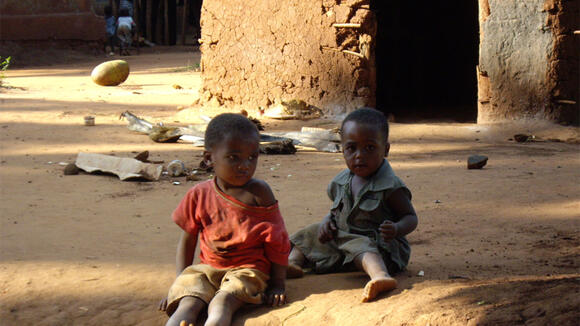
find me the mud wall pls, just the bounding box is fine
[198,0,375,115]
[545,0,579,124]
[0,0,104,41]
[478,0,579,124]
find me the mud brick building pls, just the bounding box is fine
[0,0,104,41]
[477,0,578,124]
[1,0,577,124]
[198,0,376,116]
[198,0,578,124]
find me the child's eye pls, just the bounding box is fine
[366,145,375,151]
[228,155,238,161]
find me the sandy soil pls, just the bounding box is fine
[1,47,579,326]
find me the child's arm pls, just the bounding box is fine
[380,188,418,241]
[175,230,198,276]
[265,262,287,306]
[159,229,198,311]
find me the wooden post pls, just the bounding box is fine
[181,0,189,45]
[134,0,141,54]
[164,0,170,45]
[332,23,361,28]
[112,0,118,17]
[146,0,152,41]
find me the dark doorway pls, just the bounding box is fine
[371,2,479,122]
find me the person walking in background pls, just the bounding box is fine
[116,7,136,55]
[119,0,134,17]
[104,5,116,55]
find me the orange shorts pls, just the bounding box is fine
[166,264,269,316]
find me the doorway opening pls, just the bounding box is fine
[371,2,479,122]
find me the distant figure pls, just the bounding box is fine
[119,0,134,17]
[116,7,136,56]
[104,5,116,55]
[288,107,419,302]
[158,113,290,326]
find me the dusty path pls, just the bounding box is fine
[1,47,579,326]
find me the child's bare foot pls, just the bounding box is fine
[179,321,194,326]
[286,263,304,279]
[361,276,397,302]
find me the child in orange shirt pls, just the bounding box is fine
[159,113,290,326]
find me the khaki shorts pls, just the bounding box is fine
[166,264,269,316]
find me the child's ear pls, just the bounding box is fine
[203,151,213,166]
[384,142,391,157]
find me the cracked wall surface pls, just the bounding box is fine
[478,0,579,124]
[200,0,577,123]
[198,0,375,115]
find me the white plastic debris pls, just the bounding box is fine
[167,160,185,177]
[75,152,162,181]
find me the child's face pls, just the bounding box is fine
[205,133,260,187]
[341,121,390,178]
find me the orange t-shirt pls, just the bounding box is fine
[172,179,290,275]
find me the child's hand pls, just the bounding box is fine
[158,297,168,311]
[265,285,286,307]
[318,214,337,243]
[379,220,398,241]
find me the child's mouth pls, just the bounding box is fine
[235,172,250,179]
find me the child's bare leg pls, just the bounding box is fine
[165,296,206,326]
[204,291,245,326]
[354,252,397,302]
[287,246,305,278]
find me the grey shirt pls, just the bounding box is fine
[290,159,412,273]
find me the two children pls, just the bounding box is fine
[161,108,418,325]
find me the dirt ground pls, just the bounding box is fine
[1,46,579,326]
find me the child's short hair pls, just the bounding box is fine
[341,107,389,142]
[119,7,130,17]
[205,113,259,150]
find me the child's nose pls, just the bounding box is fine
[238,160,251,170]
